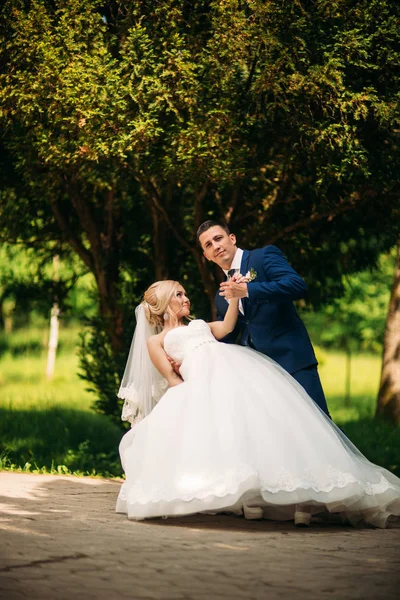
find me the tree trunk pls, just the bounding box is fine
[192,182,218,318]
[376,240,400,424]
[3,298,15,334]
[95,267,124,352]
[51,185,124,353]
[150,202,169,281]
[194,252,219,320]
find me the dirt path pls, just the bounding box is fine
[1,472,399,599]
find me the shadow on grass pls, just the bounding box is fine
[325,393,400,476]
[338,417,400,477]
[328,393,375,421]
[0,406,125,477]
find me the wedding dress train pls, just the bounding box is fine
[116,320,400,526]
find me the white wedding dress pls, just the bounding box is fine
[116,319,400,526]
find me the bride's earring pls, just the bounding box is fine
[163,313,170,321]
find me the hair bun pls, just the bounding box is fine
[142,280,181,329]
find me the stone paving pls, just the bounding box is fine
[0,472,399,600]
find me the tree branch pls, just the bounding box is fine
[65,179,103,261]
[193,180,209,231]
[137,170,193,252]
[49,198,94,271]
[243,42,262,96]
[267,198,365,245]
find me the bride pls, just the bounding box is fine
[116,279,400,527]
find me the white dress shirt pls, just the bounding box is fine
[223,248,245,315]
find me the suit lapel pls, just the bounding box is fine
[240,250,250,275]
[215,291,227,317]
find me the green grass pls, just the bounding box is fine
[317,350,381,422]
[0,330,398,477]
[0,327,124,477]
[0,324,81,357]
[0,352,93,411]
[317,350,399,475]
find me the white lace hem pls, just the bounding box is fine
[117,466,397,505]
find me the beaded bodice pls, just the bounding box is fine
[164,319,218,363]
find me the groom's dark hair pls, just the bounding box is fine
[196,220,231,247]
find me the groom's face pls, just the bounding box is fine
[199,226,237,269]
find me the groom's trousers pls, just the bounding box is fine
[291,366,331,418]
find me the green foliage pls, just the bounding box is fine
[0,243,98,328]
[341,419,399,476]
[78,316,130,427]
[0,324,80,356]
[1,0,399,278]
[302,250,395,354]
[0,408,122,477]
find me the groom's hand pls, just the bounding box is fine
[219,279,248,299]
[167,356,182,377]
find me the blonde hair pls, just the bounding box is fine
[142,280,183,328]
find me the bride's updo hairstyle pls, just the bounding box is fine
[142,280,182,328]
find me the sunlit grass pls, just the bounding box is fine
[317,350,381,422]
[0,351,93,411]
[318,350,380,397]
[0,325,93,411]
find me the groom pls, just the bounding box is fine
[197,220,331,418]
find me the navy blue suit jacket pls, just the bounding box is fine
[214,246,317,374]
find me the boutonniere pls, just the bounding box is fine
[245,268,257,282]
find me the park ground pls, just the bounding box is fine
[1,472,399,600]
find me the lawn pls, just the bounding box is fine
[0,328,398,477]
[0,327,123,476]
[317,351,399,475]
[318,350,381,421]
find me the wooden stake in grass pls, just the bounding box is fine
[46,255,60,380]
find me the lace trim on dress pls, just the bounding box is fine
[118,466,396,505]
[120,379,169,426]
[261,466,395,495]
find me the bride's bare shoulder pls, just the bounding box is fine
[147,330,168,349]
[147,332,162,343]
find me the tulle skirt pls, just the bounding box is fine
[116,344,400,527]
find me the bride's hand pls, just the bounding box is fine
[232,273,251,284]
[219,277,249,299]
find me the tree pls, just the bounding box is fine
[376,239,400,424]
[302,250,395,406]
[0,242,95,327]
[1,0,399,422]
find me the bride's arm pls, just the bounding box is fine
[147,337,183,387]
[207,298,239,340]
